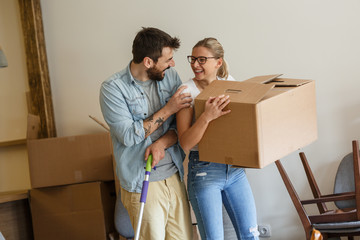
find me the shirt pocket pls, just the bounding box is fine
[125,96,144,120]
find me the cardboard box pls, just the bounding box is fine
[194,74,317,168]
[30,181,116,240]
[27,115,114,188]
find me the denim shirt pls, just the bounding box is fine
[99,62,185,193]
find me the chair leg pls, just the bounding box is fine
[348,237,354,240]
[276,160,313,239]
[299,152,328,213]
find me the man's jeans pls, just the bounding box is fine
[188,151,260,240]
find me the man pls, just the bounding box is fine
[100,27,193,239]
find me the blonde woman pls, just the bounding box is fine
[177,38,259,240]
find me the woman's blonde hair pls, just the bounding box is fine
[193,37,229,79]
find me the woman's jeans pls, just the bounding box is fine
[187,151,259,240]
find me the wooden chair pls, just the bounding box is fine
[275,140,360,240]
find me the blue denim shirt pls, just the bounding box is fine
[99,62,185,193]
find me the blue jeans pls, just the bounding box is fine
[187,151,259,240]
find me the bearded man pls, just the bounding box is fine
[100,27,193,240]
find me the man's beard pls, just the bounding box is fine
[147,66,170,81]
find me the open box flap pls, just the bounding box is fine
[196,80,274,104]
[244,74,283,84]
[269,78,312,87]
[245,74,311,87]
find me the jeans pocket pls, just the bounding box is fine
[191,160,211,169]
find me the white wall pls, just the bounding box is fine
[40,0,360,239]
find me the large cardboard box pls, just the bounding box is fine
[194,74,317,168]
[30,181,116,240]
[27,115,114,188]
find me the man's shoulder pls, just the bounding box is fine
[102,67,130,87]
[161,68,181,89]
[167,67,178,74]
[164,67,180,81]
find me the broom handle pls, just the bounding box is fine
[134,155,153,240]
[88,115,110,131]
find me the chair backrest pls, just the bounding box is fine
[334,152,356,209]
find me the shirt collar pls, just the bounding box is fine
[125,61,137,84]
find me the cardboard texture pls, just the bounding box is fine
[194,75,317,168]
[30,181,116,240]
[27,114,114,188]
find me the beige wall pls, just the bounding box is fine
[0,0,31,192]
[1,0,360,239]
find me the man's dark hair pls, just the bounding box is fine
[132,27,180,64]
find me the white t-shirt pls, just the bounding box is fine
[179,75,235,151]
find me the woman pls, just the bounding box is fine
[177,38,259,240]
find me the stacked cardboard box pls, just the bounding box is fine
[26,114,116,240]
[194,74,317,168]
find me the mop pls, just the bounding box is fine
[134,154,153,240]
[88,116,154,239]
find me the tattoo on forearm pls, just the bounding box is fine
[144,115,154,136]
[155,117,164,127]
[144,124,151,136]
[143,115,164,136]
[147,115,154,122]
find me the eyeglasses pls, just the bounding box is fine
[187,56,217,65]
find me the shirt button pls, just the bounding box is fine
[144,113,147,115]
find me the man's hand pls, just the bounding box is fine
[143,86,192,138]
[144,141,166,168]
[165,85,192,115]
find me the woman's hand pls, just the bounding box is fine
[202,94,231,123]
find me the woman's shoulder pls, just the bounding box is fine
[181,78,195,87]
[179,78,196,93]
